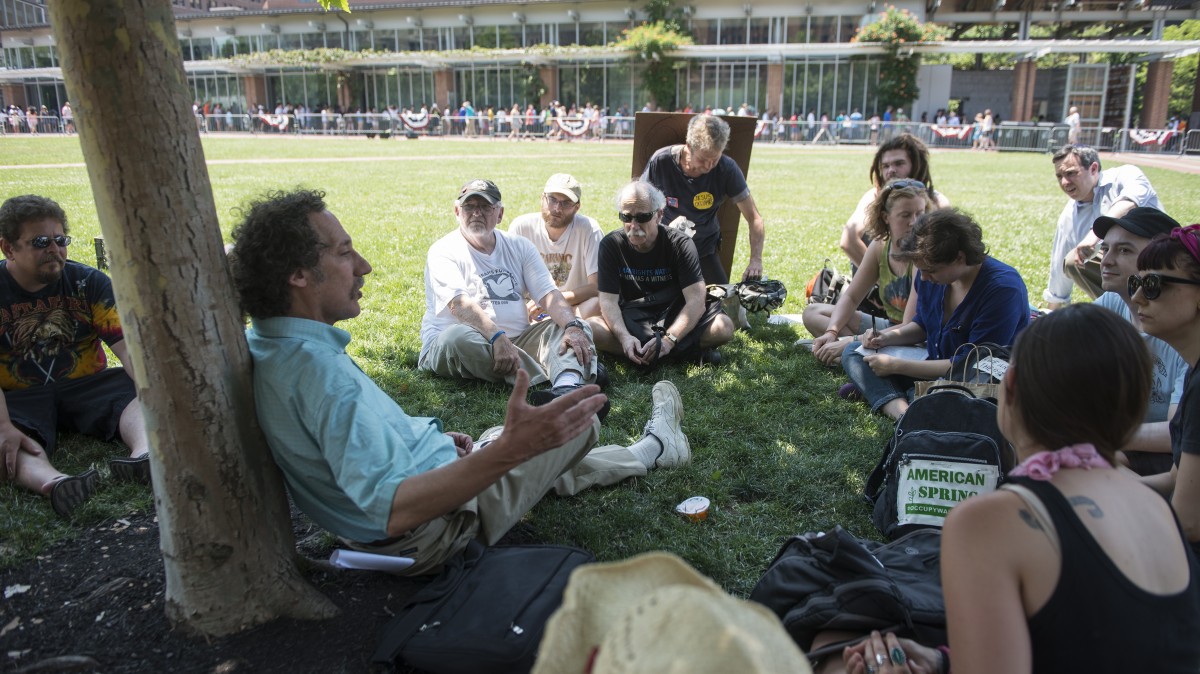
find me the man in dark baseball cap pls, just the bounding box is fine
[457,178,502,205]
[1092,205,1184,476]
[422,178,609,414]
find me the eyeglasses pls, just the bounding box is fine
[1128,272,1200,300]
[28,235,72,249]
[618,211,655,224]
[882,179,926,192]
[460,202,496,215]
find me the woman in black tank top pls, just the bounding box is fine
[842,304,1200,674]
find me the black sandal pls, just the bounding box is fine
[50,468,99,518]
[109,455,152,485]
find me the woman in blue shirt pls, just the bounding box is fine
[841,208,1030,419]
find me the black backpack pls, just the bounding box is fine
[749,526,946,657]
[864,385,1015,540]
[371,541,594,673]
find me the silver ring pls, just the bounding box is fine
[865,666,877,674]
[876,652,887,666]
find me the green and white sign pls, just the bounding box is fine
[896,459,1000,527]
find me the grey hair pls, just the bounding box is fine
[615,180,666,212]
[1052,144,1101,171]
[685,114,730,153]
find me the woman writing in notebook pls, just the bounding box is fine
[839,208,1029,420]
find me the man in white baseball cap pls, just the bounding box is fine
[509,173,603,320]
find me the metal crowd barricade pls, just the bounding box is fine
[600,115,635,140]
[992,123,1061,153]
[1117,127,1186,155]
[1185,129,1200,156]
[338,113,396,137]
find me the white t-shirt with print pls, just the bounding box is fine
[420,228,557,355]
[507,212,602,296]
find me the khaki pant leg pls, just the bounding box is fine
[513,319,597,384]
[420,323,550,386]
[343,505,480,576]
[1061,249,1104,300]
[474,419,599,544]
[551,443,647,496]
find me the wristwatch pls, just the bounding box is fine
[565,318,587,332]
[664,332,679,344]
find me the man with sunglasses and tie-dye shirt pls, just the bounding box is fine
[588,180,734,368]
[0,195,151,518]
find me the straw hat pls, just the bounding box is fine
[534,552,812,674]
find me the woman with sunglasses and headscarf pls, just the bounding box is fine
[839,208,1029,420]
[1132,224,1200,557]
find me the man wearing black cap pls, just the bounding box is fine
[420,179,602,405]
[1092,206,1186,475]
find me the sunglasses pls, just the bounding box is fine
[618,211,655,224]
[882,179,926,192]
[29,235,72,249]
[1128,272,1200,300]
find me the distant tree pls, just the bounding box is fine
[615,21,693,111]
[1163,20,1200,118]
[852,7,948,112]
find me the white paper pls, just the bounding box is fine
[974,356,1009,379]
[329,549,415,573]
[855,345,929,361]
[766,314,805,325]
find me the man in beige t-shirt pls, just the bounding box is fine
[509,173,604,319]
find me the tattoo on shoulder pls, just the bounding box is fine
[1018,509,1044,531]
[1068,496,1104,519]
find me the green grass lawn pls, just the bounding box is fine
[2,135,1198,595]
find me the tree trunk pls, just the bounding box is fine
[48,0,337,636]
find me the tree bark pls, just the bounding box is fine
[48,0,337,636]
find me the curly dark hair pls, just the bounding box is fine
[0,195,69,242]
[229,189,327,319]
[895,207,988,267]
[870,134,936,195]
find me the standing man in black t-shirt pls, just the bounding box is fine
[640,113,766,284]
[587,181,734,368]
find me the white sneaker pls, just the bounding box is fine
[642,381,690,468]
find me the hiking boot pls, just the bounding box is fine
[530,384,610,423]
[699,349,722,366]
[642,381,690,468]
[50,468,99,518]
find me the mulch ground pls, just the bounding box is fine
[0,509,525,673]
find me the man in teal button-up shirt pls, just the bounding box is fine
[229,189,691,575]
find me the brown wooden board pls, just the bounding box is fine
[631,112,757,280]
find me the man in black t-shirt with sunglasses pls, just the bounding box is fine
[587,181,734,368]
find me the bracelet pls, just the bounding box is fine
[824,328,839,336]
[489,330,506,345]
[937,645,951,674]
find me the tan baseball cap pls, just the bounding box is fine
[544,173,582,203]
